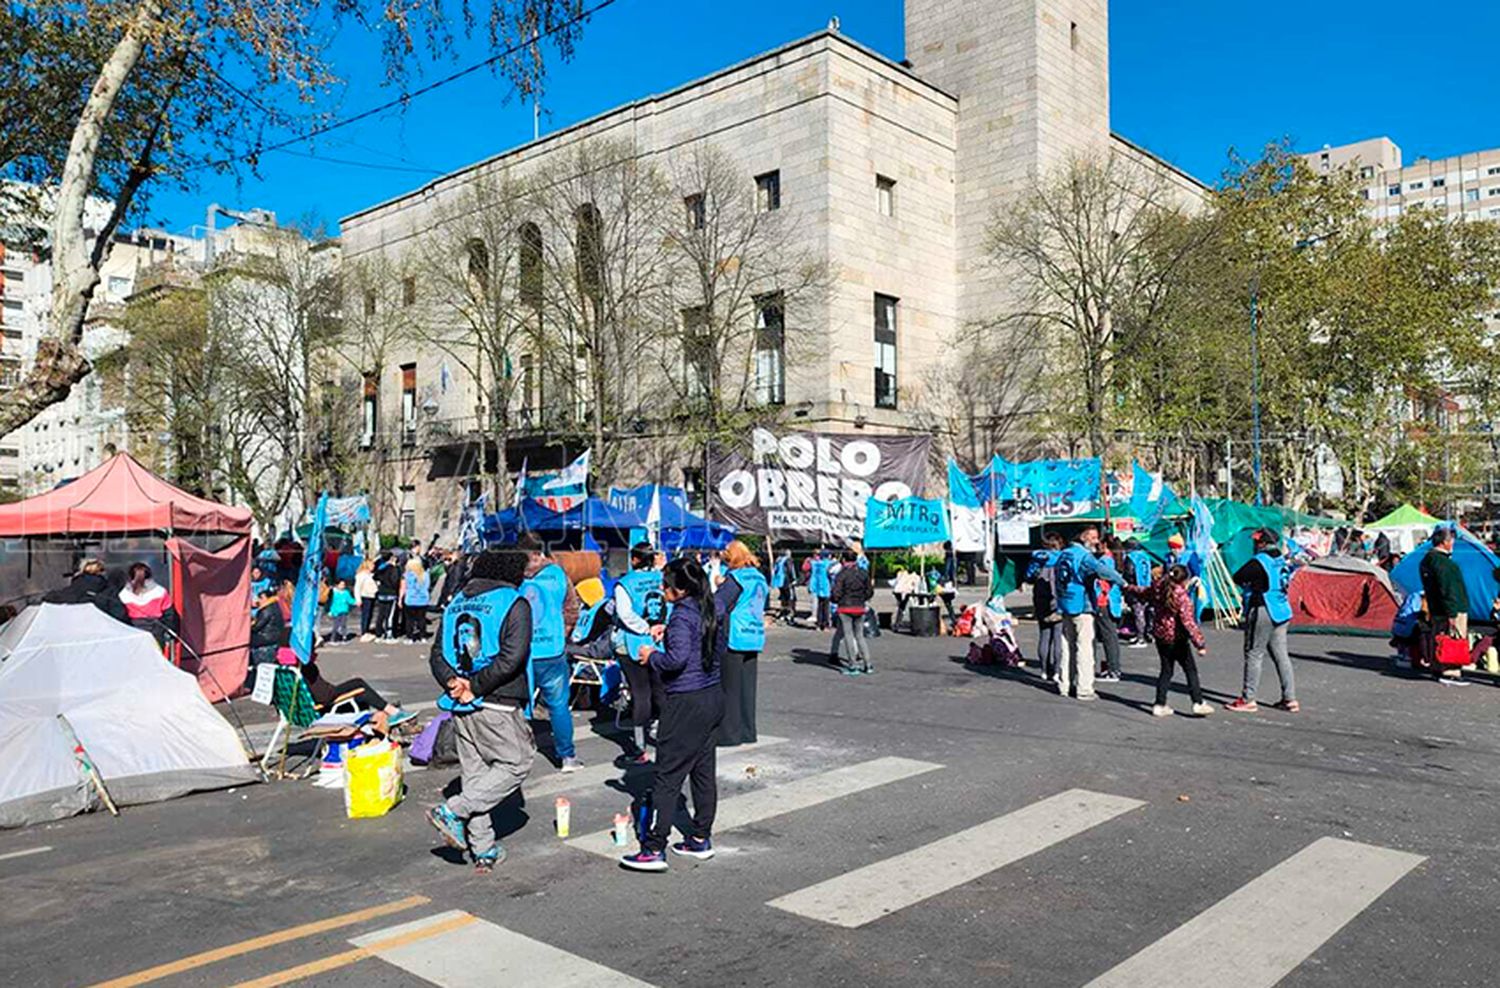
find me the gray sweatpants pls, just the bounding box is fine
[445,705,535,857]
[837,612,872,670]
[1243,605,1296,703]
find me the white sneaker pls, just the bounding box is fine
[1191,702,1214,716]
[1151,704,1173,717]
[560,757,583,773]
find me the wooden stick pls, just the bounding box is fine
[57,714,119,817]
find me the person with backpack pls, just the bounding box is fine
[1226,528,1299,713]
[620,557,725,872]
[830,549,875,675]
[372,552,401,642]
[1026,532,1065,682]
[424,549,536,874]
[614,543,668,764]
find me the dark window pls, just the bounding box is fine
[754,292,785,406]
[684,193,706,231]
[876,175,895,217]
[402,276,416,306]
[518,222,543,309]
[401,363,417,445]
[363,289,376,317]
[755,171,781,212]
[874,293,898,409]
[575,204,603,300]
[466,239,490,290]
[1070,21,1079,51]
[682,306,711,398]
[361,373,379,449]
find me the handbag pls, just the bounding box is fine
[1434,633,1470,667]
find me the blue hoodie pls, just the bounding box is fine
[1055,542,1127,617]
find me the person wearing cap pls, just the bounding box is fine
[1226,528,1298,713]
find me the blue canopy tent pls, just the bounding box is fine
[481,493,734,551]
[1391,526,1500,622]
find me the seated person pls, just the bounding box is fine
[250,587,285,668]
[301,652,415,733]
[1390,589,1430,670]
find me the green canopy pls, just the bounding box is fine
[1370,503,1441,530]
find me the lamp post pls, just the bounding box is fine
[1249,275,1262,506]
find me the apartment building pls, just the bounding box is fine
[1309,136,1500,226]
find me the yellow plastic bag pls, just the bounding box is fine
[344,740,405,818]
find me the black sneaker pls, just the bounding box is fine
[670,835,715,860]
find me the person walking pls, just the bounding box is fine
[1226,528,1298,713]
[830,549,874,675]
[614,543,668,763]
[519,533,584,772]
[1129,565,1213,717]
[402,557,432,641]
[620,558,725,873]
[424,549,536,874]
[1054,525,1127,701]
[355,559,379,640]
[327,579,356,642]
[1419,525,1470,685]
[715,540,767,746]
[808,551,834,631]
[1026,533,1065,681]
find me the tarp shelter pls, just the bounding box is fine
[1288,555,1400,636]
[483,496,734,552]
[1369,503,1442,554]
[1391,527,1500,623]
[0,603,256,827]
[0,454,253,701]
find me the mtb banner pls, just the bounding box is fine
[864,496,951,549]
[708,429,931,542]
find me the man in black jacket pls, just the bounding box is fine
[830,549,874,674]
[425,549,536,873]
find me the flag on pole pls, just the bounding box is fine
[645,484,662,548]
[513,457,529,510]
[543,449,590,491]
[290,493,329,664]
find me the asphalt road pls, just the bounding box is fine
[3,614,1500,987]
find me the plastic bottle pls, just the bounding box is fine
[554,796,571,839]
[612,813,631,846]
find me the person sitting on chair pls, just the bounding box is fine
[301,650,415,733]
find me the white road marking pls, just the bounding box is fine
[351,910,655,987]
[768,788,1145,927]
[567,756,943,859]
[0,845,52,862]
[527,736,787,799]
[1084,837,1425,988]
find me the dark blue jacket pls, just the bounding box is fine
[647,596,723,694]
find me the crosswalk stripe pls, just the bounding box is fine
[1084,836,1425,988]
[526,735,788,799]
[767,788,1146,928]
[351,909,656,986]
[0,845,51,863]
[567,756,943,859]
[225,911,474,988]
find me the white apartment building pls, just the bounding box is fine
[339,0,1205,537]
[1309,136,1500,226]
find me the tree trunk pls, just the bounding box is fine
[0,0,162,437]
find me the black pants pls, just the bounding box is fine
[621,657,666,747]
[405,604,428,640]
[893,594,910,629]
[645,686,723,853]
[718,650,758,746]
[372,595,397,638]
[1155,637,1202,706]
[359,598,375,635]
[1097,610,1122,676]
[815,596,831,630]
[309,676,389,712]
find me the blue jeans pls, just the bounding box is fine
[532,656,574,760]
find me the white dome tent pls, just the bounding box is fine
[0,603,256,828]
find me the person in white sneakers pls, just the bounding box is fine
[1128,564,1213,718]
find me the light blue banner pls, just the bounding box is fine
[290,493,329,664]
[863,496,951,549]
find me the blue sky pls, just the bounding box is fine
[142,0,1500,235]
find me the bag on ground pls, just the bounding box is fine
[344,740,405,818]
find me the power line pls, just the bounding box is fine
[193,0,620,172]
[265,146,443,176]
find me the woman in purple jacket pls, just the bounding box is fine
[620,557,725,872]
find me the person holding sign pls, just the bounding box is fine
[425,549,536,875]
[715,540,768,746]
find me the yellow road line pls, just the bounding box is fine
[88,895,431,988]
[225,912,478,988]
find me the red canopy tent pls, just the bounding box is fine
[0,454,254,700]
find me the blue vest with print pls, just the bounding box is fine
[437,586,519,713]
[616,569,665,660]
[1246,552,1293,625]
[809,558,833,597]
[522,562,568,662]
[726,567,768,652]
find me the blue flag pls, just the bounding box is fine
[290,493,329,664]
[946,459,983,509]
[864,495,951,549]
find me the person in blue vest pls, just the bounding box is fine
[1054,525,1127,701]
[714,540,767,746]
[1025,532,1065,681]
[1092,535,1126,683]
[808,550,834,631]
[425,549,536,874]
[620,556,725,872]
[519,533,584,773]
[1123,539,1156,646]
[614,542,668,764]
[1226,528,1298,713]
[771,548,796,625]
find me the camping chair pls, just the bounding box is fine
[256,665,369,780]
[567,652,627,730]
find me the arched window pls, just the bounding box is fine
[465,238,490,290]
[518,222,543,309]
[574,203,602,301]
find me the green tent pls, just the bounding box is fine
[1369,503,1440,530]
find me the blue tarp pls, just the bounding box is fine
[481,495,735,551]
[1390,526,1499,623]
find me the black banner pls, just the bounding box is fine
[708,428,931,543]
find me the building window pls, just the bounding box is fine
[0,447,17,457]
[466,239,490,290]
[1070,20,1079,51]
[518,222,543,309]
[1407,181,1424,192]
[873,293,898,410]
[1360,189,1370,201]
[754,291,785,406]
[1359,166,1374,180]
[361,373,378,449]
[1387,184,1401,197]
[681,306,711,398]
[755,171,781,212]
[684,193,706,231]
[876,175,896,217]
[402,277,416,307]
[575,204,603,300]
[400,363,417,446]
[1433,177,1446,188]
[0,268,20,283]
[0,358,20,388]
[399,486,416,539]
[1467,189,1481,203]
[106,275,130,296]
[1488,166,1500,176]
[519,353,539,424]
[363,289,376,316]
[1489,188,1500,198]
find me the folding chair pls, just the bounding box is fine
[255,665,367,780]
